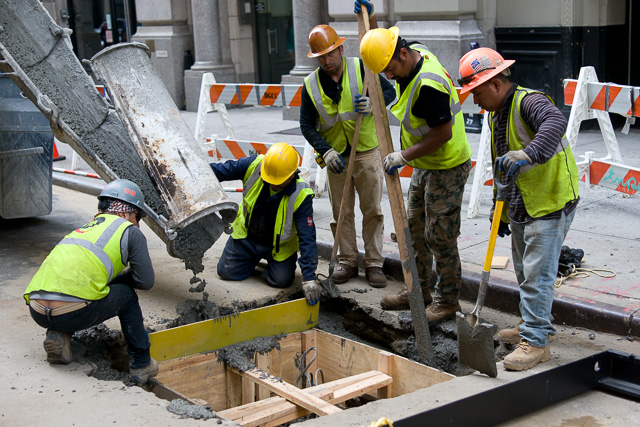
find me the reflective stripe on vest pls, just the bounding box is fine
[400,71,462,138]
[490,87,579,218]
[59,217,129,283]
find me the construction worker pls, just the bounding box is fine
[24,179,158,384]
[458,47,579,371]
[357,0,472,323]
[211,143,320,305]
[300,24,396,288]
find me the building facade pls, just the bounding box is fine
[44,0,636,117]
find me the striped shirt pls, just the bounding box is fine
[493,84,578,223]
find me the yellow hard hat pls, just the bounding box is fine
[261,143,300,185]
[360,26,400,74]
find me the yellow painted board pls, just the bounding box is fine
[150,298,319,361]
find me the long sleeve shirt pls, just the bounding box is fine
[299,58,397,156]
[210,156,318,280]
[493,84,578,223]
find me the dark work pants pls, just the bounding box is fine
[29,283,150,369]
[217,236,297,288]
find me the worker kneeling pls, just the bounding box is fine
[211,143,320,305]
[24,179,158,384]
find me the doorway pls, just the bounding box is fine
[253,0,295,83]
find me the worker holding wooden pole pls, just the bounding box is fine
[356,0,472,324]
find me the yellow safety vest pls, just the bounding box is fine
[390,48,471,170]
[490,87,579,219]
[231,156,315,261]
[24,214,132,303]
[304,56,378,153]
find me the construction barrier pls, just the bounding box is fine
[52,167,100,179]
[466,66,638,219]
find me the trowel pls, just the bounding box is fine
[457,166,518,378]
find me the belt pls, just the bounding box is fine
[30,300,91,317]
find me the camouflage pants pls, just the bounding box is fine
[407,159,471,304]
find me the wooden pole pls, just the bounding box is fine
[358,9,433,363]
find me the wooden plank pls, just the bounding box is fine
[377,351,394,398]
[331,373,392,402]
[256,352,272,400]
[392,353,455,395]
[149,299,319,361]
[226,366,243,409]
[239,368,342,416]
[242,376,256,405]
[316,328,381,380]
[491,255,509,269]
[221,370,384,426]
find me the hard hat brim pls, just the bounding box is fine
[307,37,346,58]
[459,59,515,94]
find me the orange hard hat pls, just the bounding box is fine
[458,47,515,94]
[307,25,346,58]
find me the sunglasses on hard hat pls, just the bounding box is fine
[457,66,496,87]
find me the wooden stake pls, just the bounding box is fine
[358,9,433,362]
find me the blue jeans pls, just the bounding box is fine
[217,236,297,288]
[510,208,576,347]
[29,283,151,369]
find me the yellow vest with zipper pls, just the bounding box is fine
[490,87,579,219]
[304,56,378,154]
[390,48,471,170]
[231,156,314,261]
[24,214,132,304]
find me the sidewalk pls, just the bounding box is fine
[55,106,640,338]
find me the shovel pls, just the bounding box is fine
[457,165,518,378]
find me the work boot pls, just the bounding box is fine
[380,287,432,311]
[498,320,556,345]
[331,263,357,284]
[425,301,461,324]
[365,267,387,289]
[503,341,551,371]
[130,358,159,385]
[43,329,72,364]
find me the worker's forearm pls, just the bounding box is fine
[401,122,452,161]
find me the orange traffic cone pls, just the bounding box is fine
[53,139,66,162]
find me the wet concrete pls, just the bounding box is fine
[167,399,218,420]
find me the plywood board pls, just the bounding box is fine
[491,255,510,269]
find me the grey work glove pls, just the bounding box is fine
[489,206,511,238]
[498,150,531,176]
[383,151,408,175]
[354,0,375,16]
[302,280,320,305]
[323,148,346,174]
[354,95,372,115]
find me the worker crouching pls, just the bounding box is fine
[211,143,320,305]
[24,179,158,384]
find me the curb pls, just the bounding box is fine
[316,240,640,339]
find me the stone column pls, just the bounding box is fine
[184,0,235,112]
[281,0,324,119]
[132,0,192,108]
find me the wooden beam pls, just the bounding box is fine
[239,368,342,416]
[377,351,394,399]
[256,352,272,400]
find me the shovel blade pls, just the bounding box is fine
[457,312,498,378]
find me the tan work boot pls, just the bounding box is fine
[365,267,387,288]
[498,320,556,345]
[425,301,461,324]
[503,341,551,371]
[43,329,72,364]
[130,358,159,385]
[331,263,357,284]
[380,287,433,310]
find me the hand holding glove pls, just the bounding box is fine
[354,0,374,16]
[354,94,372,115]
[383,151,408,175]
[302,280,320,305]
[323,148,346,174]
[489,206,511,238]
[498,150,531,176]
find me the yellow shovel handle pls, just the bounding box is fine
[483,200,505,273]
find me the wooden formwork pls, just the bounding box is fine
[154,329,454,426]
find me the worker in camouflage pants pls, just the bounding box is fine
[407,163,471,308]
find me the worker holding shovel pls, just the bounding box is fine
[300,24,396,288]
[458,47,579,371]
[357,0,472,323]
